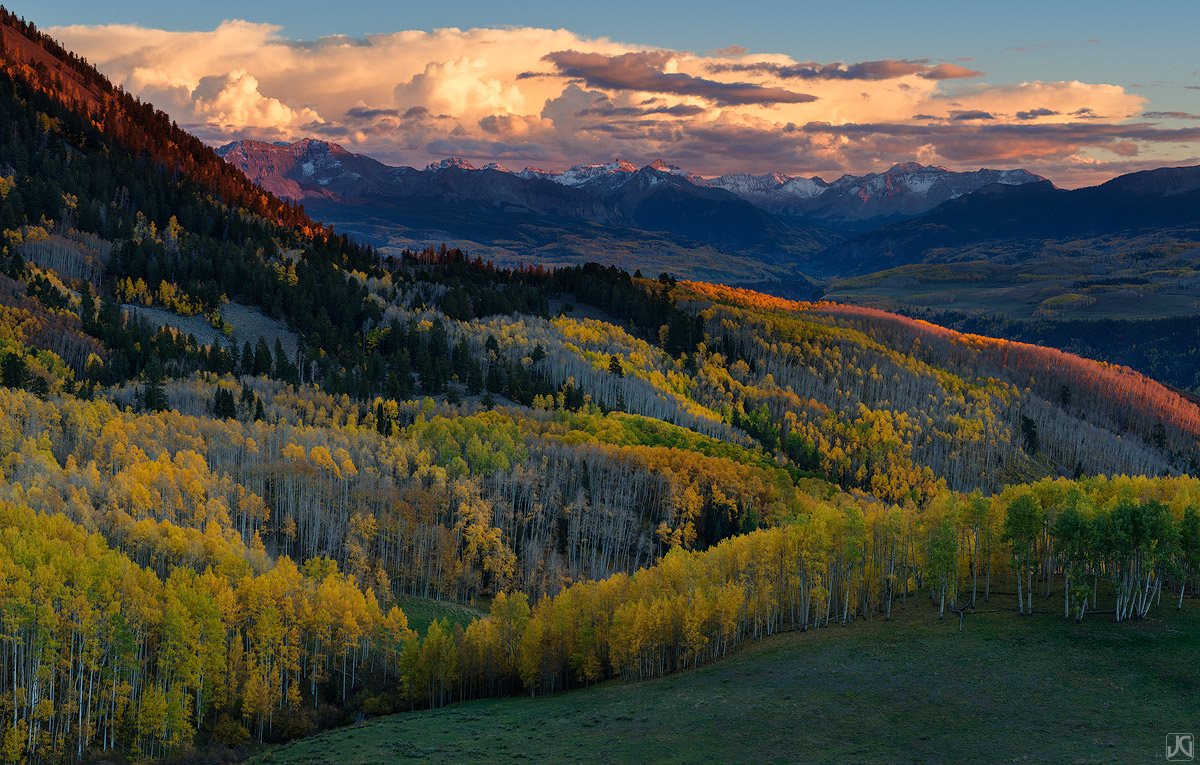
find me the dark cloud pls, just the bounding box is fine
[912,114,939,120]
[1144,110,1200,120]
[951,110,995,121]
[1072,108,1101,119]
[540,50,817,106]
[340,105,448,131]
[577,103,707,118]
[345,106,400,120]
[1016,107,1060,120]
[708,58,982,81]
[297,120,350,138]
[1187,86,1200,91]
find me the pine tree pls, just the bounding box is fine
[240,341,255,376]
[1,351,28,389]
[214,388,237,419]
[253,337,273,377]
[143,358,169,412]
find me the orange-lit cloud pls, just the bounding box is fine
[46,20,1195,187]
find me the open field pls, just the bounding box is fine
[392,595,487,638]
[254,595,1200,764]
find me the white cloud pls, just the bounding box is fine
[47,20,1178,184]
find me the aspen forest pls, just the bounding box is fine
[0,10,1198,763]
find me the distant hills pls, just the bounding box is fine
[219,140,1046,226]
[216,139,1200,287]
[217,139,1049,278]
[217,139,841,275]
[818,165,1200,275]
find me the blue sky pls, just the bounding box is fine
[30,0,1198,86]
[26,0,1200,185]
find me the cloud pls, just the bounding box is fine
[707,45,748,57]
[950,110,995,121]
[44,20,1196,186]
[577,103,707,118]
[395,58,528,115]
[1143,110,1200,120]
[1016,107,1060,120]
[189,69,323,133]
[540,50,817,106]
[709,59,983,81]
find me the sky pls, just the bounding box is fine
[25,0,1200,187]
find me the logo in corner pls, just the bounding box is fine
[1167,733,1195,762]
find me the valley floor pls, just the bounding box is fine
[253,594,1199,764]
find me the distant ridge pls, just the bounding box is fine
[816,165,1200,275]
[219,138,1046,225]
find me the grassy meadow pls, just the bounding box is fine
[253,594,1200,764]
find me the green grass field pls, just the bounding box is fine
[391,595,487,637]
[253,593,1199,764]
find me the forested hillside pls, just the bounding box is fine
[0,11,1197,763]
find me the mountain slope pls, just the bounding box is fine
[816,167,1200,275]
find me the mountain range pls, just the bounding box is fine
[818,165,1200,275]
[217,139,1200,285]
[216,139,1046,276]
[218,139,1046,226]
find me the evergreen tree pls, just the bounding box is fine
[1,351,28,389]
[388,350,414,400]
[213,388,237,419]
[142,358,169,412]
[274,339,298,384]
[240,341,255,376]
[486,363,504,394]
[253,337,273,376]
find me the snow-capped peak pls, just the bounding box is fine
[885,162,945,175]
[646,159,679,173]
[426,157,477,172]
[533,159,639,187]
[709,171,826,200]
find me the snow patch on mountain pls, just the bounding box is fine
[426,157,477,171]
